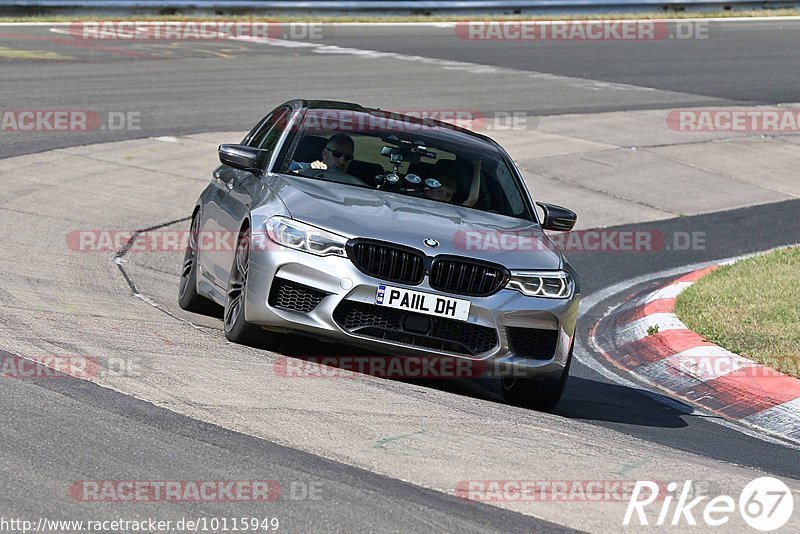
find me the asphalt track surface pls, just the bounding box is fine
[5,19,800,157]
[1,20,800,532]
[1,352,571,532]
[314,20,800,104]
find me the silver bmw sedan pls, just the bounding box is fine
[179,99,580,410]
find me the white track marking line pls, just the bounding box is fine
[644,281,692,302]
[742,398,800,436]
[228,34,664,92]
[232,34,505,74]
[616,313,687,345]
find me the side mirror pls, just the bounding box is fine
[218,144,268,174]
[536,202,577,232]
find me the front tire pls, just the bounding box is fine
[178,211,218,315]
[501,342,573,411]
[224,227,280,348]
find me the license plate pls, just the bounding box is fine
[375,285,470,321]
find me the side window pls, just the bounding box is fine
[247,107,290,152]
[246,113,274,148]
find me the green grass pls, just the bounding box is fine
[675,247,800,378]
[3,9,800,23]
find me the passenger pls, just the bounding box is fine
[290,133,355,173]
[425,174,457,203]
[425,157,482,207]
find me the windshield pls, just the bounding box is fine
[279,110,531,220]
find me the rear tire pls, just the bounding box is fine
[501,342,573,411]
[224,227,280,348]
[178,212,219,315]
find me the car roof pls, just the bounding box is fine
[300,99,504,152]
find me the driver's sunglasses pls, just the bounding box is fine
[325,146,354,161]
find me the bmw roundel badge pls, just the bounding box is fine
[423,238,439,248]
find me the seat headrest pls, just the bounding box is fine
[433,159,472,179]
[293,135,328,163]
[348,160,385,186]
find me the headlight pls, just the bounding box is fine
[506,270,573,299]
[265,216,347,257]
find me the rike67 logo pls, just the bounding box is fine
[624,477,794,530]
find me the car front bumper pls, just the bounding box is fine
[245,242,579,380]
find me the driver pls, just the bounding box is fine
[290,133,355,173]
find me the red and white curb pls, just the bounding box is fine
[592,264,800,445]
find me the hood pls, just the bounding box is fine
[268,174,563,270]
